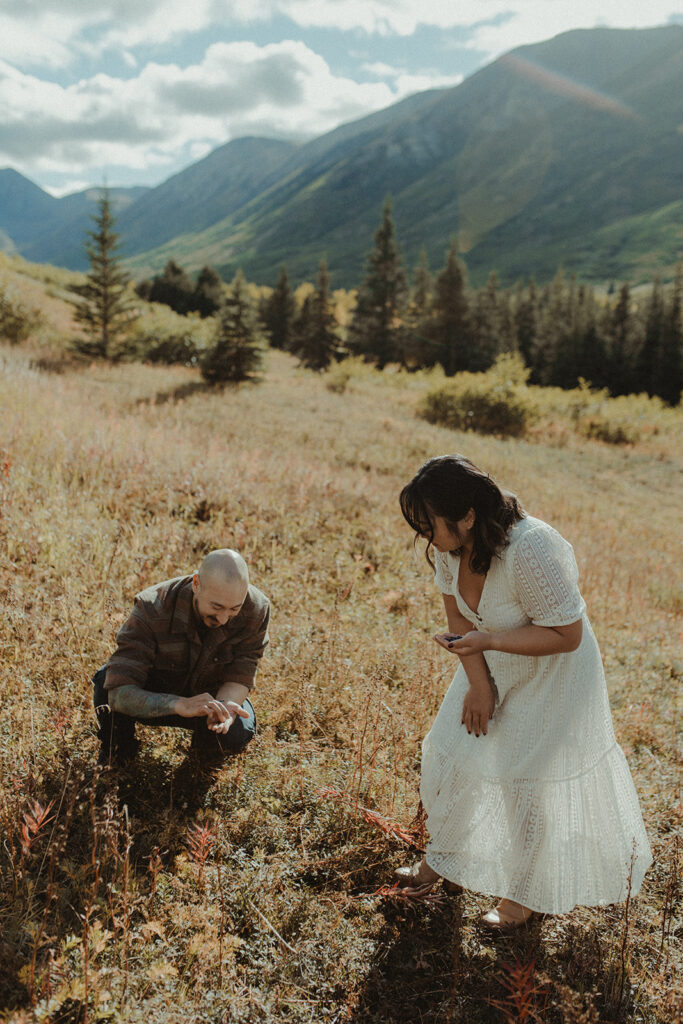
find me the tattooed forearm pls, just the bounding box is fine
[109,684,178,719]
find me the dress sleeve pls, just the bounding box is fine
[433,550,454,594]
[512,525,586,627]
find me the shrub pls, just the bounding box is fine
[127,304,213,365]
[565,380,654,445]
[0,275,43,344]
[325,366,351,393]
[419,353,538,438]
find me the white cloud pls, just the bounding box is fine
[44,179,93,198]
[248,1,683,41]
[0,42,400,182]
[1,1,679,191]
[459,1,683,59]
[362,61,463,96]
[3,1,680,69]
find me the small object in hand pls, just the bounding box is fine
[444,634,462,643]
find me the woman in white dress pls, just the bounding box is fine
[395,454,652,931]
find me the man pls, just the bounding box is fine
[93,548,269,767]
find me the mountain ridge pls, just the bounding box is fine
[1,24,681,288]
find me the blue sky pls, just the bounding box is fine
[1,0,681,197]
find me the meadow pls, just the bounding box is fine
[0,269,681,1023]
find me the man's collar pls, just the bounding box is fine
[170,576,194,634]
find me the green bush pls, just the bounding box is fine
[127,304,213,365]
[0,276,43,344]
[419,353,538,438]
[563,380,654,445]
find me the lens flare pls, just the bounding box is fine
[502,54,639,121]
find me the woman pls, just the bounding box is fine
[395,454,651,930]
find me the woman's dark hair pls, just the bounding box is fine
[399,454,525,574]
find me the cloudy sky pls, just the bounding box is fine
[2,0,681,197]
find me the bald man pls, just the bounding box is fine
[93,549,269,768]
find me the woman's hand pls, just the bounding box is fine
[461,679,495,737]
[434,630,492,656]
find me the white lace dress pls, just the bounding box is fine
[421,515,652,914]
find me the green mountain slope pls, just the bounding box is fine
[2,26,681,287]
[126,25,683,288]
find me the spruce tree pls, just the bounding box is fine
[146,259,195,315]
[192,265,223,318]
[262,265,296,350]
[349,197,407,369]
[653,265,682,405]
[607,283,639,395]
[534,270,568,385]
[200,270,263,385]
[70,188,134,358]
[402,249,436,368]
[514,278,538,372]
[636,277,665,396]
[497,290,517,355]
[292,259,339,371]
[431,238,469,376]
[469,271,501,371]
[572,284,607,387]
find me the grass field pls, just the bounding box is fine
[0,273,681,1023]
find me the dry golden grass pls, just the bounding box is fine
[0,285,681,1023]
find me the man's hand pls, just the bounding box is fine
[206,700,249,734]
[461,679,495,737]
[174,692,248,734]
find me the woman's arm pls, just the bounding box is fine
[435,594,495,737]
[449,619,582,658]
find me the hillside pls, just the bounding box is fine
[0,263,681,1021]
[0,170,147,266]
[0,25,681,289]
[123,25,683,287]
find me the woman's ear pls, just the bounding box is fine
[464,507,476,530]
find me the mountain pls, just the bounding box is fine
[0,173,148,266]
[22,186,149,269]
[124,24,683,287]
[1,25,681,287]
[116,137,297,256]
[0,169,60,250]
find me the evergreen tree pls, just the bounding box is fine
[573,285,607,387]
[402,249,437,368]
[534,270,569,385]
[349,197,407,368]
[430,238,469,377]
[292,259,339,371]
[145,260,195,314]
[70,188,134,358]
[262,265,296,350]
[192,265,223,318]
[607,283,640,395]
[200,270,263,385]
[653,264,682,405]
[635,277,665,396]
[292,291,314,355]
[514,278,539,369]
[497,290,517,355]
[469,271,500,371]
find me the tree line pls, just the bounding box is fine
[68,191,681,403]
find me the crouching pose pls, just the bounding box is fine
[94,548,269,768]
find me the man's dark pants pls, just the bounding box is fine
[93,668,256,764]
